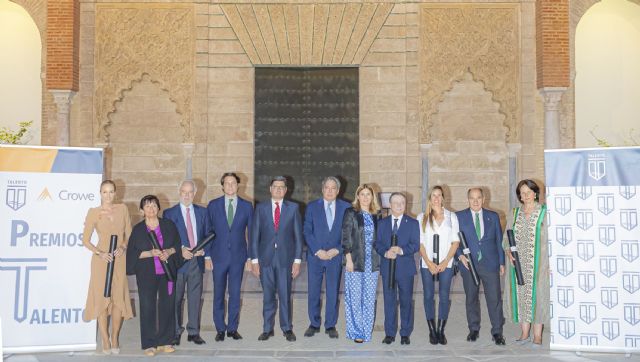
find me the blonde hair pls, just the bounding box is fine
[422,185,444,232]
[352,184,380,214]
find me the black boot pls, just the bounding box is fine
[437,319,448,345]
[427,319,438,345]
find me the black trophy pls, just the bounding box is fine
[148,231,174,282]
[457,231,480,287]
[507,230,525,285]
[103,235,117,297]
[433,234,439,282]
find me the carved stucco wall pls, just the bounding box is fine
[94,3,195,143]
[420,4,521,145]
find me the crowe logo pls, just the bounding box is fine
[37,187,53,201]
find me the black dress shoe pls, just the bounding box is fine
[187,334,206,345]
[304,326,320,337]
[492,334,506,345]
[467,330,479,342]
[215,332,225,342]
[284,330,296,342]
[258,331,274,341]
[227,331,243,340]
[400,336,410,345]
[382,336,395,344]
[171,333,181,346]
[325,327,339,339]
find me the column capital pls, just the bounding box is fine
[49,90,76,146]
[507,143,521,157]
[539,87,567,112]
[420,143,433,158]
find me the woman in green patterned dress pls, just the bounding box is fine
[505,179,549,346]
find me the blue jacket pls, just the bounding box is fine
[250,200,303,267]
[163,203,211,273]
[206,196,253,265]
[376,214,420,278]
[455,208,504,271]
[303,198,350,257]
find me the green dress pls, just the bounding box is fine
[505,203,550,324]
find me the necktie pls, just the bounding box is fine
[274,201,281,231]
[393,218,399,234]
[186,207,196,248]
[326,202,333,230]
[474,212,482,261]
[227,199,234,227]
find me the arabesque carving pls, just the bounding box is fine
[94,4,194,143]
[420,4,520,143]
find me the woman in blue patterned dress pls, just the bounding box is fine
[341,184,381,343]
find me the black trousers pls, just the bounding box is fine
[137,274,175,349]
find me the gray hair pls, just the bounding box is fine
[467,187,484,198]
[270,176,287,187]
[321,176,341,191]
[178,179,197,193]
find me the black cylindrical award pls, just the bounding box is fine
[458,231,480,287]
[507,230,525,285]
[148,231,174,282]
[190,232,216,255]
[432,234,439,282]
[103,235,117,297]
[388,233,398,289]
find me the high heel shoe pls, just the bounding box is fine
[111,338,120,354]
[515,335,531,345]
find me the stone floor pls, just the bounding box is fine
[3,289,637,362]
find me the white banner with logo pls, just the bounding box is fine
[546,147,640,353]
[0,145,103,353]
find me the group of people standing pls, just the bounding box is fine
[81,173,549,356]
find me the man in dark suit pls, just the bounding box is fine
[250,176,303,342]
[376,192,420,345]
[303,176,350,339]
[163,180,210,346]
[455,187,506,345]
[206,172,253,341]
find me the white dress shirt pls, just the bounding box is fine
[179,203,198,247]
[417,209,460,268]
[390,214,404,255]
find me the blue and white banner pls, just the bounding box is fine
[546,147,640,353]
[0,145,103,353]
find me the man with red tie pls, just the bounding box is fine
[250,176,303,342]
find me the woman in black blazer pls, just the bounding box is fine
[126,195,183,356]
[341,184,381,343]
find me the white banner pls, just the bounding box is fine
[0,145,103,353]
[546,147,640,353]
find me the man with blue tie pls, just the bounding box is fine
[163,180,210,346]
[250,176,303,342]
[376,192,420,345]
[303,176,350,339]
[206,172,253,342]
[455,188,506,345]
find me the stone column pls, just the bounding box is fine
[182,143,195,179]
[420,143,432,212]
[539,87,567,149]
[50,90,76,146]
[94,142,110,180]
[507,143,521,211]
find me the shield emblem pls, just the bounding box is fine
[598,225,616,247]
[577,210,594,231]
[556,255,573,277]
[557,286,574,308]
[554,195,572,216]
[623,272,640,294]
[600,256,617,277]
[622,240,639,262]
[5,185,27,211]
[621,209,638,231]
[575,186,592,200]
[578,272,596,293]
[580,303,597,324]
[580,334,598,346]
[626,336,640,348]
[624,304,640,326]
[555,225,572,246]
[588,156,606,181]
[558,318,576,339]
[577,241,595,261]
[602,319,620,341]
[619,186,636,200]
[597,194,615,215]
[601,288,618,309]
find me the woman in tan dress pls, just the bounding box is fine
[82,180,133,354]
[505,179,549,346]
